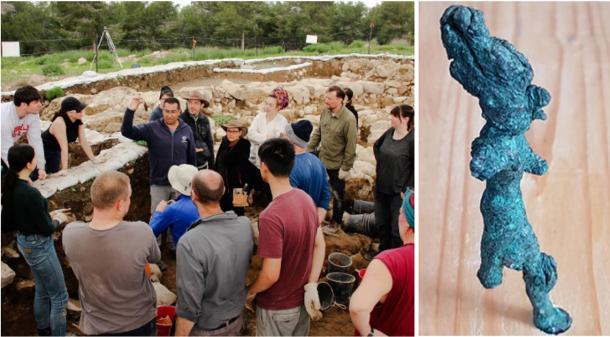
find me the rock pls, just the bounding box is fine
[77,57,87,65]
[374,61,400,78]
[82,70,97,78]
[153,281,176,305]
[90,88,98,94]
[362,81,384,95]
[383,96,394,107]
[387,88,398,96]
[1,262,16,288]
[16,279,35,291]
[2,246,19,259]
[393,96,407,104]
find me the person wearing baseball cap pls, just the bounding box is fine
[283,120,331,225]
[180,90,215,169]
[149,164,200,251]
[41,96,102,175]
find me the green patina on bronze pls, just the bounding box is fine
[440,5,572,334]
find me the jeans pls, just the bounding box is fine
[16,233,68,336]
[375,191,404,251]
[327,169,346,224]
[150,185,176,249]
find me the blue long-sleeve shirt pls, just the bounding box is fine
[289,152,331,210]
[149,194,199,244]
[121,108,197,185]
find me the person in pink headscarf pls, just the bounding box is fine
[248,87,289,168]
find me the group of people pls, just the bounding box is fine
[1,86,102,181]
[1,82,414,336]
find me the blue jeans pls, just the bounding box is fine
[16,234,68,336]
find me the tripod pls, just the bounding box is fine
[91,26,123,71]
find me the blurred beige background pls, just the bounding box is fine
[419,2,610,335]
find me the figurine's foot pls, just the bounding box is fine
[533,306,572,335]
[477,265,503,289]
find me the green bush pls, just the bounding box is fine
[44,86,65,101]
[349,40,366,48]
[303,43,331,54]
[41,64,64,76]
[35,56,49,65]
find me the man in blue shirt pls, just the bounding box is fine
[149,164,199,251]
[283,120,331,224]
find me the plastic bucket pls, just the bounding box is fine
[328,252,353,274]
[156,305,176,336]
[317,281,335,311]
[326,272,356,307]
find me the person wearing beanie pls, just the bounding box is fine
[41,96,103,175]
[350,189,415,337]
[284,120,331,224]
[149,85,175,121]
[248,87,289,168]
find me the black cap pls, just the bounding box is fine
[60,97,87,113]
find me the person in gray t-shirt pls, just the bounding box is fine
[175,170,254,336]
[62,171,161,336]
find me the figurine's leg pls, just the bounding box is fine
[523,253,572,334]
[477,251,503,289]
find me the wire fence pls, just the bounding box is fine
[10,34,327,57]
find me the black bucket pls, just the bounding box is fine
[317,281,335,311]
[328,252,352,274]
[326,272,356,307]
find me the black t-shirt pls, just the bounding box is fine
[41,114,83,152]
[374,128,414,194]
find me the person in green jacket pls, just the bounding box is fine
[307,85,357,232]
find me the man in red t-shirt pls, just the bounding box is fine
[350,189,415,336]
[248,138,326,336]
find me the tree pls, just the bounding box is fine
[367,1,414,45]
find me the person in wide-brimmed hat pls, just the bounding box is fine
[214,119,258,216]
[149,164,200,250]
[180,89,214,169]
